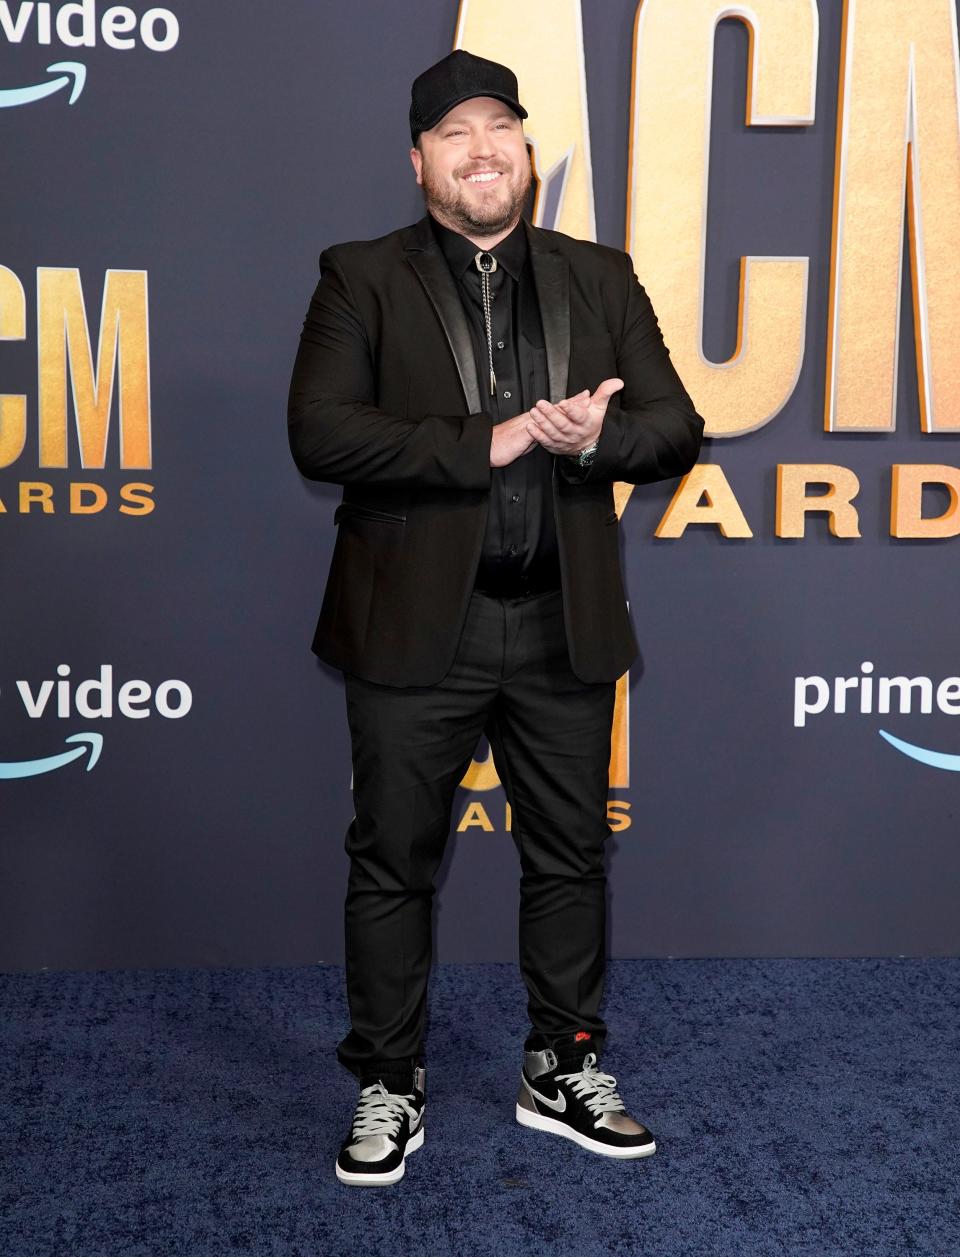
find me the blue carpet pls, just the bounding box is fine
[2,958,959,1256]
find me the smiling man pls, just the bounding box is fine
[288,49,704,1186]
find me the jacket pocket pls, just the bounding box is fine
[334,503,407,526]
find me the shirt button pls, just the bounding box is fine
[497,341,505,350]
[508,544,518,556]
[511,494,520,503]
[503,390,511,399]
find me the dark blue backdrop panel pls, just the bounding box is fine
[1,1,957,971]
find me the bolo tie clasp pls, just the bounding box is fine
[474,251,498,397]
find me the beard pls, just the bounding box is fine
[420,155,532,237]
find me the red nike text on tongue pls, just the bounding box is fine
[574,1031,591,1042]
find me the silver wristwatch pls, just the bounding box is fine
[571,440,599,469]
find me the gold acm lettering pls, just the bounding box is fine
[628,0,815,438]
[890,464,960,538]
[0,265,27,469]
[656,465,754,538]
[119,482,156,515]
[607,800,632,832]
[69,482,108,515]
[827,0,960,433]
[453,798,633,834]
[460,741,500,793]
[38,268,151,469]
[776,464,861,538]
[20,481,54,513]
[457,802,495,832]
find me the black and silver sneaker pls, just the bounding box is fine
[516,1043,656,1159]
[335,1066,426,1186]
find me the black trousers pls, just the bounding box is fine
[336,588,616,1089]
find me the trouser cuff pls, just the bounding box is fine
[353,1058,423,1093]
[524,1029,605,1068]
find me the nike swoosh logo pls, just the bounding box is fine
[409,1111,423,1133]
[523,1076,566,1113]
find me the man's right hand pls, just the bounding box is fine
[490,411,537,467]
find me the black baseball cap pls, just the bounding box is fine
[409,49,527,144]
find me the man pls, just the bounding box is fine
[288,49,704,1187]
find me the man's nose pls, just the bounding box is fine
[468,132,495,159]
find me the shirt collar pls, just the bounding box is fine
[429,213,528,281]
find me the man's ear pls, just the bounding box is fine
[410,146,423,186]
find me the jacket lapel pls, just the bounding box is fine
[524,220,570,404]
[403,217,481,414]
[402,216,571,411]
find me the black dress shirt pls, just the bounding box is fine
[429,214,561,595]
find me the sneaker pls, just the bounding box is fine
[335,1066,426,1186]
[516,1045,656,1159]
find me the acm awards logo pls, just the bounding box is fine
[1,4,165,514]
[458,0,960,542]
[0,265,153,516]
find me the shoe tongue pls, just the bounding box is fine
[561,1031,594,1063]
[553,1033,597,1073]
[365,1080,398,1097]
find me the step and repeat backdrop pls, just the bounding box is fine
[2,0,959,971]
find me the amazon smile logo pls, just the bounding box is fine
[1,2,179,109]
[0,59,83,106]
[794,663,960,772]
[0,731,102,778]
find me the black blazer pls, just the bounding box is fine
[288,214,704,686]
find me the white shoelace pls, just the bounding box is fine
[555,1052,626,1124]
[350,1082,419,1140]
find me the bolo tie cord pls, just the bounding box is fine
[474,250,497,397]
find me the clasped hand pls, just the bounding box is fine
[490,378,624,467]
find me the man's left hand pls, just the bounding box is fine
[526,378,624,456]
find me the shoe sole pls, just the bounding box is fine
[516,1104,656,1159]
[335,1125,424,1186]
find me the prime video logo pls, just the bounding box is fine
[1,2,178,106]
[794,662,960,771]
[0,663,193,780]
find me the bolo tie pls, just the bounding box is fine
[474,250,498,396]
